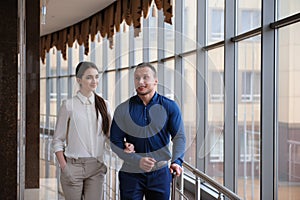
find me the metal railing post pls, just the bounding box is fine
[195,176,201,200]
[180,172,184,200]
[171,173,176,200]
[183,162,242,200]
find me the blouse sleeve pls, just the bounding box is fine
[105,99,113,138]
[52,100,70,153]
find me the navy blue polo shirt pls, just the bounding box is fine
[110,92,186,172]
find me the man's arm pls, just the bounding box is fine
[110,117,142,166]
[169,101,186,175]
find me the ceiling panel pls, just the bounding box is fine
[40,0,116,36]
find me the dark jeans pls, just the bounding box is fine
[119,166,172,200]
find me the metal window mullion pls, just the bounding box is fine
[46,53,51,132]
[91,39,96,63]
[174,0,184,108]
[79,43,84,62]
[261,0,276,199]
[157,9,165,94]
[224,0,237,194]
[45,52,51,184]
[196,0,206,172]
[67,47,73,98]
[56,51,62,111]
[129,26,135,96]
[18,0,26,197]
[102,39,108,99]
[143,17,150,62]
[115,33,121,107]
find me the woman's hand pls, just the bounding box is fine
[124,142,135,153]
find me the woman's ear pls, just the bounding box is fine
[76,77,81,84]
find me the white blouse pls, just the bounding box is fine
[52,92,112,163]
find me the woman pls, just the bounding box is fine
[52,61,116,200]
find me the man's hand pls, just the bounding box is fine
[169,163,183,177]
[124,142,135,153]
[139,157,156,172]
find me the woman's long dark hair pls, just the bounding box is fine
[75,61,110,136]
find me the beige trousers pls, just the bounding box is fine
[60,157,107,200]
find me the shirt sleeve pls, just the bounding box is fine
[169,101,186,166]
[52,100,70,153]
[110,105,142,166]
[105,100,113,138]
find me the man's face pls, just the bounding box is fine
[134,66,158,96]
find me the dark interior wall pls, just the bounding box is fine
[0,0,18,199]
[25,0,40,189]
[0,0,40,198]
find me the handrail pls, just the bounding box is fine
[182,162,242,200]
[287,140,300,145]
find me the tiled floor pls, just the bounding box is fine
[25,178,64,200]
[40,178,64,200]
[24,177,300,200]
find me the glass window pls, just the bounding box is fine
[209,71,224,102]
[164,3,175,58]
[120,69,129,103]
[241,71,260,102]
[183,0,196,51]
[60,77,68,101]
[237,0,261,35]
[149,6,158,62]
[49,78,57,116]
[134,18,143,65]
[83,36,92,62]
[278,22,300,200]
[207,0,224,45]
[120,22,129,68]
[182,54,197,166]
[278,0,300,19]
[107,71,116,109]
[107,37,116,70]
[72,41,81,73]
[40,59,46,78]
[207,47,224,185]
[40,79,46,116]
[163,60,174,100]
[49,76,56,102]
[60,49,68,76]
[50,48,57,76]
[209,9,224,43]
[240,10,261,34]
[237,35,261,200]
[94,34,104,71]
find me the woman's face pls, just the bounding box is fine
[77,67,99,94]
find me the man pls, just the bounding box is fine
[110,62,186,200]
